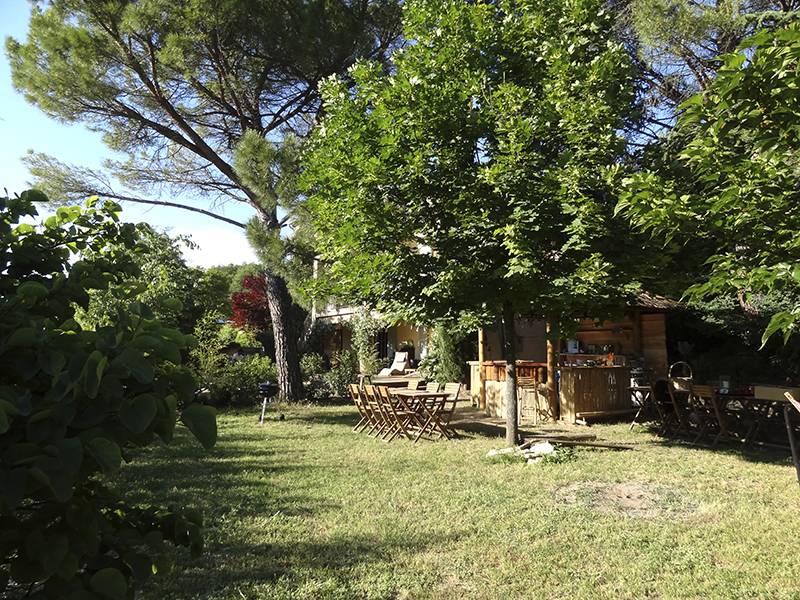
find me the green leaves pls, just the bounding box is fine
[85,438,122,475]
[91,568,128,600]
[304,0,639,331]
[180,404,218,450]
[620,24,800,344]
[0,192,213,599]
[114,347,155,384]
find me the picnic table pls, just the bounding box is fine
[647,381,797,449]
[392,389,456,441]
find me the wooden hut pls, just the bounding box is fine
[469,294,680,423]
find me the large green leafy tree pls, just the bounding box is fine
[76,224,231,334]
[612,0,800,139]
[0,191,216,599]
[303,0,642,445]
[621,23,800,346]
[6,0,402,401]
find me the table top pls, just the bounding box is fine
[392,390,450,399]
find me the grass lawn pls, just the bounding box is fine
[118,400,800,599]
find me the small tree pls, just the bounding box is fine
[75,224,231,333]
[419,324,467,386]
[0,191,216,599]
[304,0,642,445]
[231,276,272,336]
[350,307,388,377]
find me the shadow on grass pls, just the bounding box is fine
[636,420,796,468]
[139,529,467,598]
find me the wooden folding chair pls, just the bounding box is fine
[654,380,694,440]
[348,383,371,433]
[411,393,449,442]
[689,384,734,448]
[435,383,463,439]
[377,386,418,442]
[363,385,391,440]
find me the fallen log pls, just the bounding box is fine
[522,435,632,451]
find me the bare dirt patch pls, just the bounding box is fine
[554,481,696,519]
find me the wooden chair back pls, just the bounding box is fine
[349,383,370,433]
[425,382,441,393]
[435,385,462,439]
[377,385,415,442]
[666,380,695,440]
[407,379,420,390]
[443,382,461,399]
[689,384,732,448]
[363,385,389,439]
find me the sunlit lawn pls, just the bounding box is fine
[117,401,800,599]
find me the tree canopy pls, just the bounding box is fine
[7,0,403,401]
[303,0,643,443]
[76,224,231,333]
[614,0,800,138]
[620,23,800,345]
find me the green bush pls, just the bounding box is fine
[325,350,359,397]
[419,324,467,385]
[0,192,216,600]
[301,353,329,401]
[208,355,278,408]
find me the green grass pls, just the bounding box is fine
[117,402,800,599]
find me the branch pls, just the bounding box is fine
[104,192,247,228]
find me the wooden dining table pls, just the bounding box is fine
[718,390,791,448]
[391,389,453,441]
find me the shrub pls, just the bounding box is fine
[208,355,279,408]
[301,353,329,401]
[325,350,360,397]
[419,324,467,385]
[0,192,216,599]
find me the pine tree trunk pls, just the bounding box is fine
[503,303,519,447]
[263,269,304,402]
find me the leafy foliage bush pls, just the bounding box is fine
[211,355,279,407]
[666,292,800,386]
[74,224,231,334]
[324,350,360,397]
[418,324,468,385]
[190,312,278,407]
[300,353,329,401]
[0,193,217,599]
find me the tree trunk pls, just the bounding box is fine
[263,269,304,402]
[503,303,518,447]
[546,316,558,421]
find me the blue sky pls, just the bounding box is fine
[0,0,258,268]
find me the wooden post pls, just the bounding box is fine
[546,316,558,421]
[635,312,644,358]
[478,329,487,409]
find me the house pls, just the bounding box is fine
[309,303,431,368]
[469,293,681,420]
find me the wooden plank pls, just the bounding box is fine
[556,440,633,450]
[576,409,639,418]
[522,436,632,450]
[522,434,597,446]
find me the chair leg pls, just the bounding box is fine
[785,404,800,489]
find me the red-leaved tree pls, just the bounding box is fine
[231,276,272,334]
